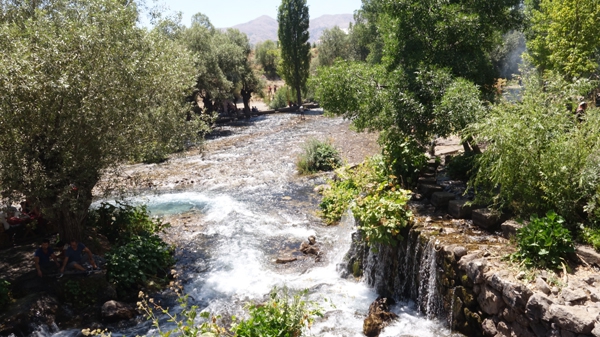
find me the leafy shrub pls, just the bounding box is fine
[469,71,600,221]
[381,136,427,188]
[296,138,342,174]
[579,225,600,251]
[138,287,322,337]
[62,280,97,309]
[269,86,292,109]
[88,202,169,243]
[447,152,479,181]
[319,156,413,246]
[352,184,412,246]
[511,211,574,269]
[106,234,173,290]
[0,279,11,308]
[232,287,323,337]
[319,178,359,225]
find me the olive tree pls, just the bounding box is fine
[0,0,208,240]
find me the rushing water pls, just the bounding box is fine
[44,113,456,337]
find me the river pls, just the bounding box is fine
[44,112,457,337]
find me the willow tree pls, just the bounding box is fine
[525,0,600,78]
[0,0,207,240]
[277,0,311,106]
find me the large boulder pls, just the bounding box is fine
[363,297,398,337]
[548,304,597,334]
[101,300,137,321]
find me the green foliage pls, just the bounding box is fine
[469,71,600,221]
[62,280,96,309]
[315,26,350,68]
[0,279,11,308]
[232,287,323,337]
[511,211,574,269]
[0,0,208,240]
[138,287,322,337]
[296,138,342,174]
[525,0,600,78]
[352,184,412,247]
[255,40,280,77]
[447,152,479,181]
[319,156,413,246]
[380,136,427,187]
[106,234,173,290]
[87,202,170,243]
[269,86,293,109]
[140,293,228,337]
[277,0,311,106]
[579,225,600,252]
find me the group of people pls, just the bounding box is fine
[1,200,48,244]
[267,84,278,98]
[34,238,99,278]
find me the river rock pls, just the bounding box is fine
[536,277,552,295]
[275,257,297,264]
[482,317,498,336]
[502,281,532,311]
[576,246,600,266]
[592,322,600,337]
[363,297,398,337]
[526,293,554,322]
[430,192,456,208]
[548,304,597,334]
[479,285,505,315]
[472,208,509,231]
[448,200,474,219]
[418,184,443,198]
[299,236,320,255]
[561,288,588,304]
[101,300,136,321]
[501,220,523,239]
[459,256,488,284]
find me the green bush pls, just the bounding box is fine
[511,211,574,269]
[296,138,342,174]
[62,279,97,309]
[447,152,479,181]
[88,202,170,243]
[232,287,322,337]
[0,279,11,308]
[319,156,413,246]
[269,86,292,109]
[106,234,173,290]
[579,225,600,251]
[381,136,427,187]
[352,184,412,247]
[469,71,600,222]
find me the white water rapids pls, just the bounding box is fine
[37,113,458,337]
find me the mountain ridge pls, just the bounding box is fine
[226,14,354,45]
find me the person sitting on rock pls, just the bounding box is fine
[34,239,60,277]
[60,239,98,274]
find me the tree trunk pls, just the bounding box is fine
[43,185,94,242]
[202,95,214,113]
[296,85,303,118]
[241,88,252,118]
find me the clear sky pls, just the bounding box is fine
[149,0,362,28]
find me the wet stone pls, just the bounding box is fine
[472,208,508,231]
[448,200,473,219]
[430,192,456,208]
[501,220,523,239]
[418,184,443,198]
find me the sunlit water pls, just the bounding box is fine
[43,113,457,337]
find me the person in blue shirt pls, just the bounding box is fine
[34,239,60,277]
[60,239,98,274]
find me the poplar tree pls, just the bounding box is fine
[277,0,311,106]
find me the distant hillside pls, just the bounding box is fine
[228,14,355,45]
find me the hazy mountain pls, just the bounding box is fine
[228,14,355,45]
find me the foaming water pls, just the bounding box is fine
[43,114,454,336]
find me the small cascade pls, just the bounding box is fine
[348,225,452,332]
[417,238,443,319]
